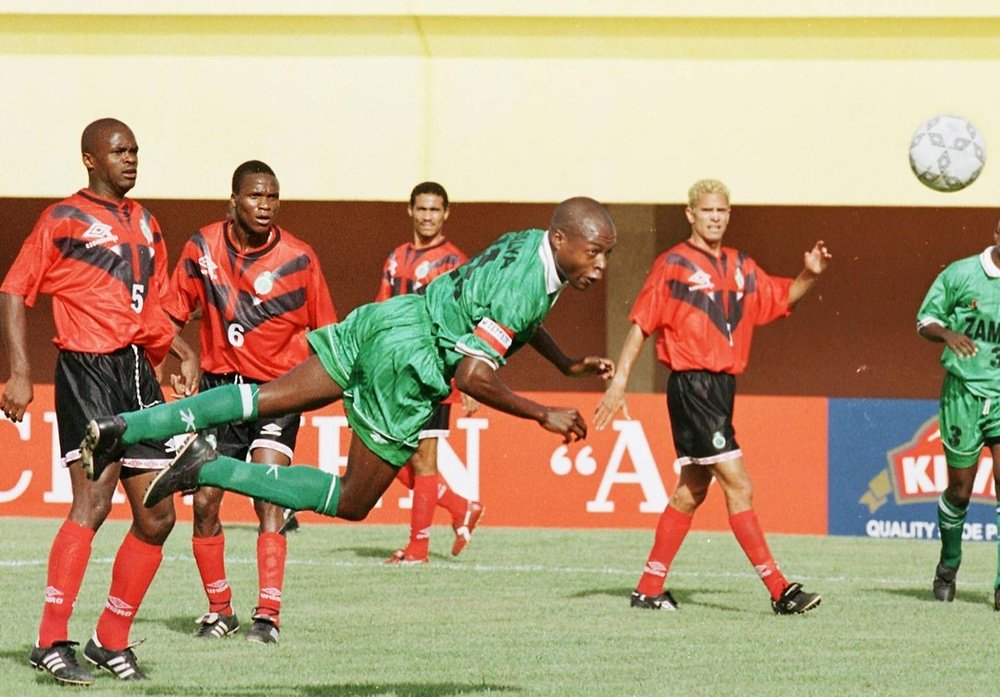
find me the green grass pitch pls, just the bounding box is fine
[1,517,997,696]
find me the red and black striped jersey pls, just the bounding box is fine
[374,238,467,302]
[1,189,174,364]
[630,241,792,375]
[376,237,467,403]
[163,220,337,381]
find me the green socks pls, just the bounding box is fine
[121,384,258,446]
[938,493,968,570]
[198,455,341,517]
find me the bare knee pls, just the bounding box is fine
[193,487,224,537]
[131,504,176,545]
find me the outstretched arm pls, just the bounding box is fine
[0,292,33,422]
[788,240,832,308]
[454,355,587,443]
[529,326,615,379]
[594,323,648,430]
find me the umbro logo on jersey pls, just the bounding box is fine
[105,595,135,617]
[198,254,219,281]
[82,222,119,248]
[44,586,65,605]
[687,270,714,292]
[261,423,283,437]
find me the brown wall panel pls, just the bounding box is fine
[3,197,994,399]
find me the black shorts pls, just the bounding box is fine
[200,372,301,461]
[666,370,742,465]
[419,403,452,439]
[55,346,171,470]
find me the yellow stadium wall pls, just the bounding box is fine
[1,3,998,205]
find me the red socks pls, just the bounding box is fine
[395,464,415,489]
[437,481,470,521]
[636,506,693,596]
[729,510,788,600]
[95,533,163,650]
[404,475,437,558]
[37,520,95,647]
[193,533,232,614]
[255,532,286,625]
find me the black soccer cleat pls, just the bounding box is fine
[194,611,240,639]
[630,589,679,611]
[143,434,216,508]
[279,509,300,535]
[83,635,146,681]
[246,614,280,645]
[80,415,128,481]
[28,641,95,686]
[933,563,958,602]
[772,582,822,614]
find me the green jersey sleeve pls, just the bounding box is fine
[424,229,557,374]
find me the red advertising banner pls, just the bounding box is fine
[0,386,828,534]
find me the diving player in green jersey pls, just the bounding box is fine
[81,197,616,526]
[917,222,1000,609]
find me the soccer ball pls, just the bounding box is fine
[909,114,986,192]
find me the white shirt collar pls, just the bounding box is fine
[980,247,1000,278]
[538,231,568,295]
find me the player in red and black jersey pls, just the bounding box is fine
[596,178,830,615]
[378,182,485,564]
[0,119,198,684]
[163,160,336,644]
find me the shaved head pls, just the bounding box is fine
[81,118,132,154]
[550,197,616,242]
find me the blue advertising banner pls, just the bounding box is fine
[829,398,998,539]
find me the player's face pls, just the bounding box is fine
[553,225,616,291]
[232,174,280,238]
[83,127,138,201]
[686,192,730,251]
[408,193,449,245]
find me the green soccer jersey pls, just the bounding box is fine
[917,247,1000,397]
[424,228,565,377]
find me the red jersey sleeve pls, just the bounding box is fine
[307,252,338,328]
[745,258,793,326]
[628,252,671,336]
[163,239,204,324]
[374,254,394,303]
[0,209,59,307]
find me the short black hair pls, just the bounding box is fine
[232,160,276,194]
[409,181,448,208]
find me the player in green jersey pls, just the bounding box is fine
[80,197,616,526]
[917,222,1000,609]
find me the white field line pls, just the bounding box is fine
[0,554,983,586]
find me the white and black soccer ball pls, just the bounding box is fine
[909,114,986,192]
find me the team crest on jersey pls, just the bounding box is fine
[254,271,275,296]
[139,217,154,244]
[415,260,430,280]
[82,222,118,249]
[687,269,714,292]
[198,253,219,281]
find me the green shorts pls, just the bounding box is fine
[939,372,1000,468]
[307,295,451,466]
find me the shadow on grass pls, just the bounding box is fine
[877,585,989,606]
[140,681,522,696]
[154,614,200,635]
[571,586,745,613]
[343,546,446,564]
